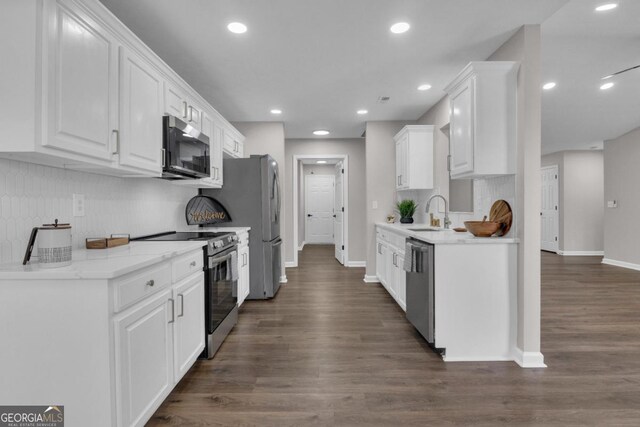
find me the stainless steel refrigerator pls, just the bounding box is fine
[201,155,282,299]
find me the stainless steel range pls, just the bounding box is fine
[133,231,238,359]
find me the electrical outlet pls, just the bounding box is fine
[607,200,617,208]
[372,200,378,209]
[73,194,85,217]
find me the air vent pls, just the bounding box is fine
[377,96,390,103]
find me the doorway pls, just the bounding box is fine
[541,165,559,253]
[292,155,349,268]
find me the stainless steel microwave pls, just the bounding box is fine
[162,115,210,179]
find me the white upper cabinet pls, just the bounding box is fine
[444,61,519,179]
[44,0,117,162]
[118,46,163,175]
[394,125,434,190]
[223,128,245,159]
[0,0,244,182]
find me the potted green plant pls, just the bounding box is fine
[396,199,418,224]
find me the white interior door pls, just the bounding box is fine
[305,174,335,244]
[334,162,344,264]
[541,165,559,252]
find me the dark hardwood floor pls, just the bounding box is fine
[149,247,640,426]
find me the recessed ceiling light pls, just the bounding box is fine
[542,82,556,90]
[270,109,282,115]
[313,130,330,136]
[227,22,247,34]
[417,84,432,91]
[595,3,618,12]
[316,160,327,164]
[390,22,410,34]
[357,109,368,115]
[600,82,615,90]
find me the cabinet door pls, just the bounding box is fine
[396,253,406,311]
[119,46,163,175]
[44,0,117,161]
[173,273,205,383]
[164,82,188,120]
[207,117,224,185]
[386,250,397,299]
[115,289,173,427]
[376,239,387,285]
[395,139,403,190]
[449,77,475,177]
[238,246,250,306]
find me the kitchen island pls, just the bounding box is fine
[375,223,518,363]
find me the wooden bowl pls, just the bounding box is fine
[463,221,502,237]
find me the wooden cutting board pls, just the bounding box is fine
[489,200,512,237]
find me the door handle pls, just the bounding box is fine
[178,294,184,318]
[168,298,175,324]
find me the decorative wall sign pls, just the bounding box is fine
[185,196,232,225]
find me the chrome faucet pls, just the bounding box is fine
[426,194,451,229]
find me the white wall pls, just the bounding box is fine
[542,150,604,254]
[0,158,197,264]
[285,138,366,265]
[604,126,640,266]
[364,121,411,277]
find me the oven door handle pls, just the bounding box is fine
[208,251,234,269]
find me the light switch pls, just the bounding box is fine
[73,194,85,217]
[372,200,378,209]
[607,200,617,208]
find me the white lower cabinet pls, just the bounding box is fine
[375,227,406,311]
[173,273,205,382]
[115,288,174,427]
[237,231,250,307]
[114,266,204,427]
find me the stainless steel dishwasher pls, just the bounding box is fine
[405,238,442,353]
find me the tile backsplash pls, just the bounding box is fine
[0,158,197,264]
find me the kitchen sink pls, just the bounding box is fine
[407,227,444,232]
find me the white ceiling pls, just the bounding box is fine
[100,0,567,139]
[541,0,640,154]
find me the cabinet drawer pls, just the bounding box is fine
[113,262,172,312]
[172,250,204,283]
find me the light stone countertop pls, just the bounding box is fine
[0,241,207,280]
[376,222,519,245]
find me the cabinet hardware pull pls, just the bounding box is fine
[182,101,188,119]
[168,298,175,323]
[178,294,184,318]
[112,130,119,155]
[188,105,193,122]
[162,149,166,168]
[190,261,197,267]
[146,279,154,287]
[447,155,451,172]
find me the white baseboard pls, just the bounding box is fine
[280,275,287,284]
[346,261,366,268]
[513,348,546,368]
[558,250,604,256]
[443,355,515,362]
[363,275,380,283]
[602,258,640,271]
[284,261,297,268]
[298,241,305,251]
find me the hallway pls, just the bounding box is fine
[149,247,640,426]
